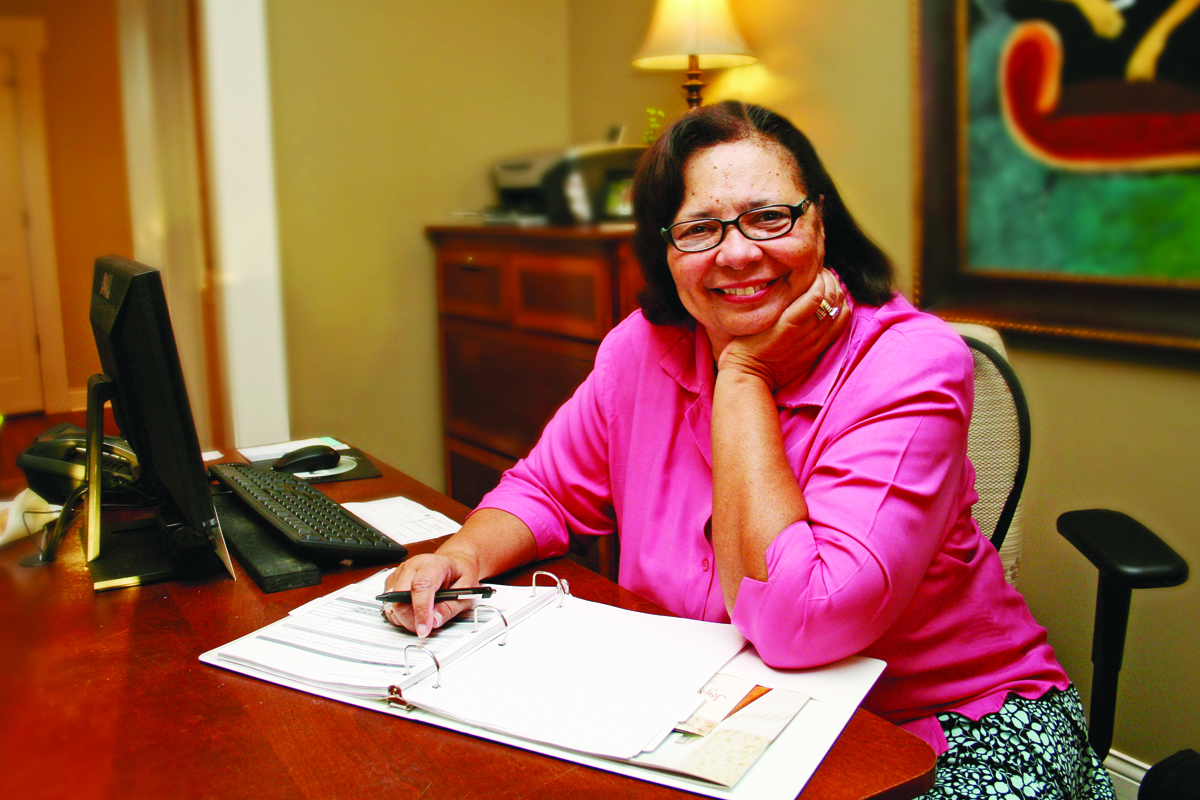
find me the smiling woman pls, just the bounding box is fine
[663,138,825,357]
[632,103,894,328]
[383,102,1114,799]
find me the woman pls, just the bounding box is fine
[385,102,1114,798]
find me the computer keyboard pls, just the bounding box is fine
[209,462,407,563]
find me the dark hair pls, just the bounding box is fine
[631,101,894,326]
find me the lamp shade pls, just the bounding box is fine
[632,0,756,70]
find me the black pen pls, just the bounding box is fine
[376,586,495,604]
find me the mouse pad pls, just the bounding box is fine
[250,447,382,484]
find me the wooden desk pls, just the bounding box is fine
[0,458,935,800]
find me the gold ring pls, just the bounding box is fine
[815,299,835,321]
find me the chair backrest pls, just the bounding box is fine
[948,323,1031,586]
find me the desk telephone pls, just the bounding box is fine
[17,422,140,505]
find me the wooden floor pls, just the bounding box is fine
[0,410,117,499]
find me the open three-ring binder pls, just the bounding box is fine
[201,570,885,799]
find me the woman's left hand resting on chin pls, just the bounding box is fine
[715,267,849,390]
[711,268,850,615]
[381,508,538,637]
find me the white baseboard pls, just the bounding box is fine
[1105,749,1150,800]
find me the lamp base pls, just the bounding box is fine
[684,54,705,108]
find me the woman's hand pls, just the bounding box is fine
[381,552,480,638]
[716,268,849,392]
[380,508,539,638]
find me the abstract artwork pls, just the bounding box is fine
[917,0,1200,350]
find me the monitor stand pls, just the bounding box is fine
[86,523,179,590]
[82,374,178,591]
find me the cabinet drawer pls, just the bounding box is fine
[439,249,509,322]
[442,319,597,458]
[512,253,611,341]
[444,437,516,509]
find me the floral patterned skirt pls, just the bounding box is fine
[917,686,1117,799]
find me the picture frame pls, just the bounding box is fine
[914,0,1200,351]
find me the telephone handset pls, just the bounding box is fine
[16,422,141,504]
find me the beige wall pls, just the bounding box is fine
[1012,343,1200,763]
[565,0,1198,766]
[265,1,569,488]
[264,0,1199,766]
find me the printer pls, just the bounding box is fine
[490,144,647,226]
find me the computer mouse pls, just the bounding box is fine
[271,444,341,474]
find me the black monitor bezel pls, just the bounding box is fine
[85,255,233,587]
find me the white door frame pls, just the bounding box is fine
[196,0,290,447]
[0,18,69,414]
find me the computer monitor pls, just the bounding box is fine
[82,255,234,590]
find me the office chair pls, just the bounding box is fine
[951,323,1194,799]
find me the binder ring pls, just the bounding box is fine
[472,604,509,645]
[402,644,441,688]
[530,571,571,607]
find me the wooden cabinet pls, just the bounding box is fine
[428,225,642,577]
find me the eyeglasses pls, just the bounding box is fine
[661,199,812,253]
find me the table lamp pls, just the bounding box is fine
[632,0,757,109]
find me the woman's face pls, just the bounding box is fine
[665,137,824,356]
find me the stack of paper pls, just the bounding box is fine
[211,571,559,699]
[342,496,461,544]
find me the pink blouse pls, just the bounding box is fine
[476,294,1068,753]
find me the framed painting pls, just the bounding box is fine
[915,0,1200,351]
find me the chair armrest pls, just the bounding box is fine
[1057,509,1188,590]
[1057,509,1189,760]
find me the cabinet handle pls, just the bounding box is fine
[459,265,484,273]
